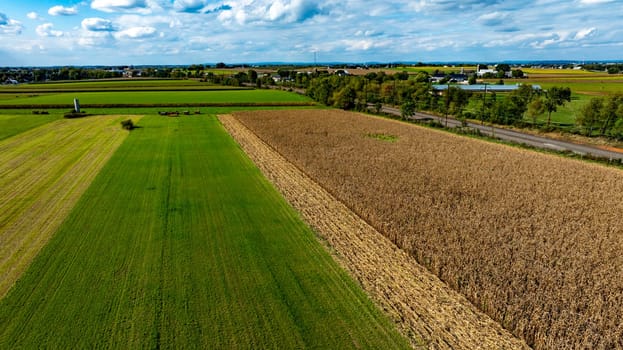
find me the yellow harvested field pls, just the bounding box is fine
[220,114,528,349]
[232,109,623,349]
[0,116,138,299]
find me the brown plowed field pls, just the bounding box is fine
[0,116,138,299]
[228,109,623,349]
[220,114,528,349]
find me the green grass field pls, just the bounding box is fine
[0,90,312,106]
[0,115,409,349]
[0,79,247,93]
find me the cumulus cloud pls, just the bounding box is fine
[78,30,114,47]
[91,0,153,13]
[82,18,116,31]
[48,5,78,16]
[27,12,41,20]
[114,26,158,39]
[174,0,232,14]
[218,0,326,25]
[36,23,64,37]
[0,12,23,34]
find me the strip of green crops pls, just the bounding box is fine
[0,115,409,349]
[0,90,311,105]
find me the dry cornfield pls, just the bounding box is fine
[232,109,623,349]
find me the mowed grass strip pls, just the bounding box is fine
[0,89,312,106]
[0,114,60,141]
[0,116,137,299]
[0,116,410,349]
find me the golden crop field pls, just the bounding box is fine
[0,116,136,299]
[221,114,528,349]
[233,109,623,349]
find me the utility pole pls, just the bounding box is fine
[481,84,487,126]
[445,82,450,127]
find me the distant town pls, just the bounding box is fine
[2,61,623,85]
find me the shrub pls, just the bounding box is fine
[120,119,135,130]
[64,111,88,119]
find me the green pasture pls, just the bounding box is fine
[464,91,588,126]
[0,89,313,106]
[535,81,623,95]
[0,115,409,349]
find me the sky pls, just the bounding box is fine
[0,0,621,66]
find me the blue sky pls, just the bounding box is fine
[0,0,621,66]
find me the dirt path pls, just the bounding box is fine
[219,114,528,350]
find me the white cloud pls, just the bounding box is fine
[218,0,325,25]
[0,12,24,34]
[114,26,158,39]
[574,27,596,40]
[78,30,114,47]
[48,5,78,16]
[36,23,64,37]
[174,0,206,12]
[530,33,567,49]
[82,18,115,31]
[27,12,41,20]
[91,0,160,14]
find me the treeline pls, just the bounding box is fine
[302,71,571,129]
[577,94,623,139]
[1,67,123,82]
[583,63,623,74]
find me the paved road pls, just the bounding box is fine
[380,105,623,161]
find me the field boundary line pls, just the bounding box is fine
[219,114,528,350]
[0,102,317,109]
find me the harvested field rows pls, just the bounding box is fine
[221,114,528,349]
[0,116,136,299]
[233,109,623,349]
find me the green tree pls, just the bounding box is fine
[468,74,477,85]
[544,86,572,127]
[248,69,258,83]
[401,99,416,120]
[511,69,524,78]
[333,86,356,110]
[526,97,545,126]
[497,63,511,73]
[578,97,604,136]
[599,94,623,136]
[448,87,472,117]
